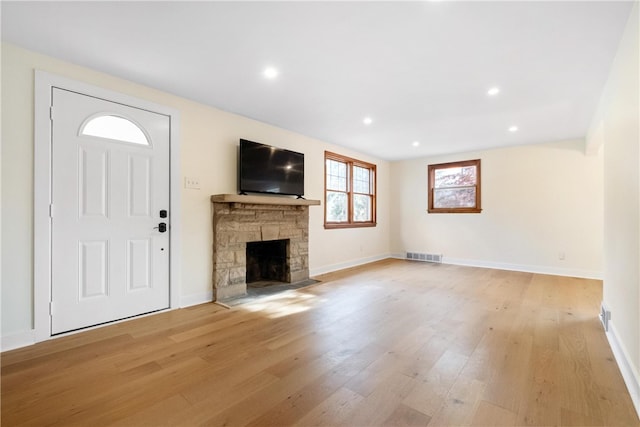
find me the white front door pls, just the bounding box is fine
[51,88,170,334]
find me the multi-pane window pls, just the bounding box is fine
[325,151,376,228]
[326,158,348,222]
[428,159,481,213]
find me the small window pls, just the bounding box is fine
[428,159,481,213]
[325,151,376,228]
[80,114,149,146]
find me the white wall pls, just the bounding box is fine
[1,43,390,340]
[390,139,603,278]
[588,1,639,413]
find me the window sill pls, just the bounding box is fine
[324,222,377,229]
[427,208,482,214]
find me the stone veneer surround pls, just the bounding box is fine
[211,194,320,301]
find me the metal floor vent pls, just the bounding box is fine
[406,252,443,263]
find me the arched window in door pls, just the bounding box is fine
[80,114,150,146]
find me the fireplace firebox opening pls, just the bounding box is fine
[246,239,291,287]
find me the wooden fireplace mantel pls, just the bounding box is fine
[210,194,321,206]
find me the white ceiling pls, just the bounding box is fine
[1,1,633,160]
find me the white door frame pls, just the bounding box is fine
[34,71,182,342]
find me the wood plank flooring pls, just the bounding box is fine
[2,259,638,426]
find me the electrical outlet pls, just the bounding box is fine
[600,303,611,331]
[558,251,565,261]
[184,176,201,190]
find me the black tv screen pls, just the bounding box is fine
[238,139,304,197]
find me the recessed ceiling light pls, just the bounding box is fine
[412,141,420,147]
[263,67,279,79]
[509,125,519,132]
[363,117,373,125]
[487,87,500,96]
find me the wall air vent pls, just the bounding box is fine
[406,252,443,264]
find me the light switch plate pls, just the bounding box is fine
[184,176,201,190]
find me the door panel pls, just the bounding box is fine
[51,88,170,334]
[127,239,152,291]
[128,155,152,217]
[79,240,109,299]
[79,147,109,217]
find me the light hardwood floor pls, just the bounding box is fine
[2,259,638,426]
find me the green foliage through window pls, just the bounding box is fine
[324,152,376,228]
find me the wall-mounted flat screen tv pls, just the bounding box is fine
[238,139,304,197]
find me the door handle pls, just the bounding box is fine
[154,222,167,233]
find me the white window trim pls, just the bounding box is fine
[34,71,182,342]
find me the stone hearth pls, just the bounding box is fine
[211,194,320,301]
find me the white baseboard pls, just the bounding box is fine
[180,290,213,308]
[2,292,213,352]
[1,256,604,353]
[310,253,391,277]
[444,257,602,279]
[183,256,394,304]
[390,253,602,280]
[185,255,397,303]
[605,320,640,418]
[1,329,36,352]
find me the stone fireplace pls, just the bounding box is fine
[210,194,320,301]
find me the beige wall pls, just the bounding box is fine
[1,43,391,338]
[390,139,603,278]
[588,2,639,404]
